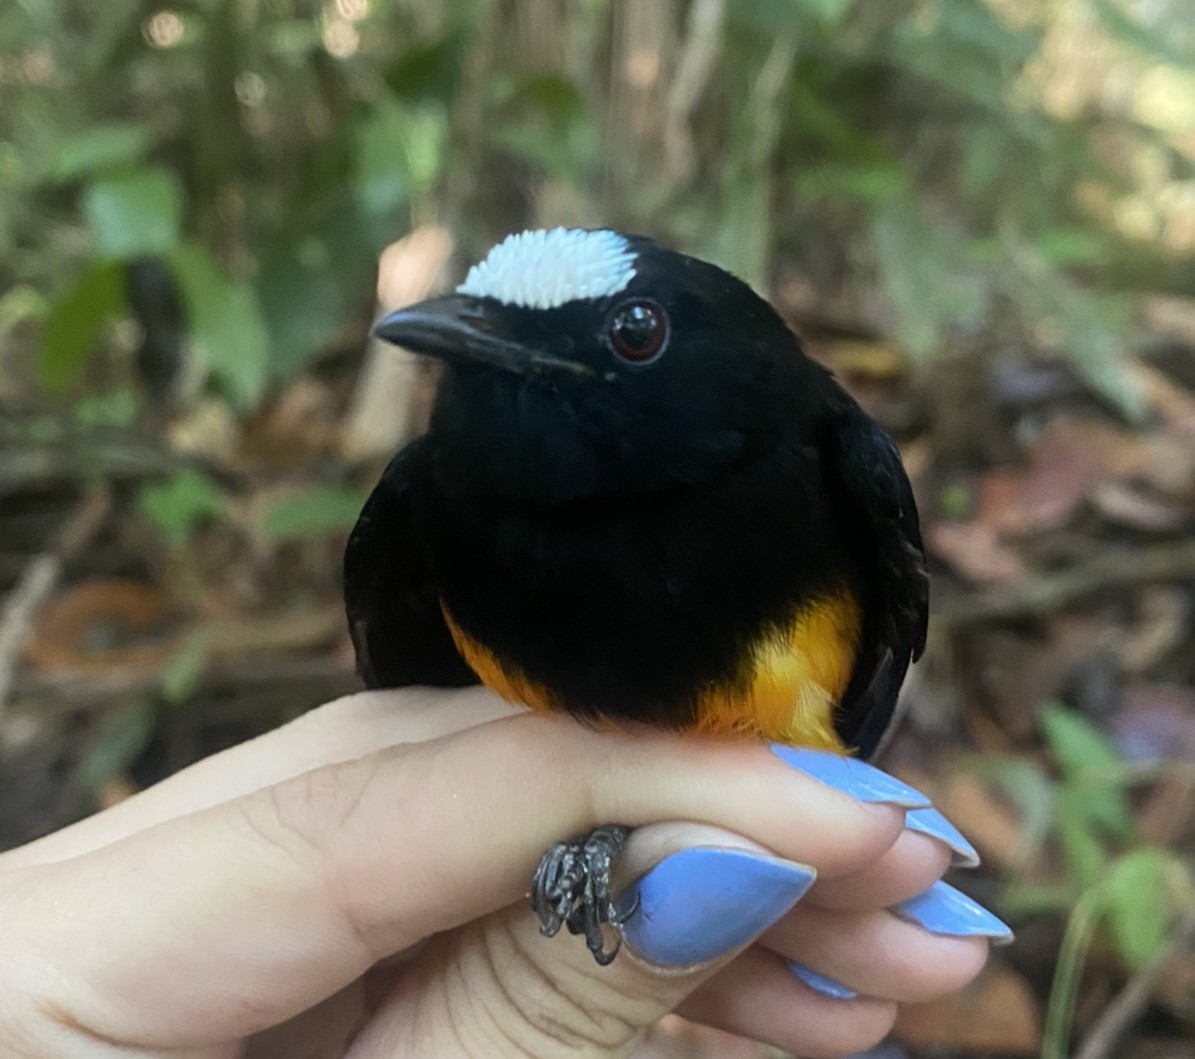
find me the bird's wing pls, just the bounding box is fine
[344,438,478,690]
[824,409,928,759]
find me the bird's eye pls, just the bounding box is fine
[608,300,668,364]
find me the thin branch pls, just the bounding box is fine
[1071,906,1195,1059]
[663,0,725,184]
[0,488,109,717]
[935,539,1195,624]
[10,606,349,715]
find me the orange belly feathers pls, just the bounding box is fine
[442,591,862,750]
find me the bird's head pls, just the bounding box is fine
[375,228,830,503]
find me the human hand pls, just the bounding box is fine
[0,688,1004,1058]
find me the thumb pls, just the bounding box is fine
[349,823,814,1058]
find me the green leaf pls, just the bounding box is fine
[871,201,984,359]
[0,284,50,335]
[384,28,470,102]
[789,80,886,157]
[168,243,269,407]
[967,755,1056,868]
[159,632,208,706]
[49,123,153,182]
[795,161,910,205]
[1044,288,1145,423]
[257,203,377,380]
[78,702,156,792]
[1056,786,1108,893]
[728,0,807,33]
[38,261,127,391]
[491,73,595,180]
[1038,228,1107,267]
[508,72,587,127]
[262,486,368,542]
[260,19,324,60]
[1089,0,1195,68]
[353,98,446,216]
[1042,701,1121,777]
[1041,702,1134,838]
[890,0,1037,109]
[793,0,853,24]
[84,168,183,260]
[73,389,140,428]
[959,126,1008,200]
[1104,849,1179,968]
[137,469,225,544]
[999,239,1146,422]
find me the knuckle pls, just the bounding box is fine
[247,757,379,872]
[244,758,392,961]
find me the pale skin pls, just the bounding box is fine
[0,689,988,1058]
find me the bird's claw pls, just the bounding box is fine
[530,825,633,965]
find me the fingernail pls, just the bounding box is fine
[905,807,981,868]
[788,961,858,1000]
[895,881,1013,943]
[769,746,931,808]
[617,848,816,966]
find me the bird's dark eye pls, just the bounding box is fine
[608,300,668,364]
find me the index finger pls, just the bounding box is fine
[9,712,906,1050]
[0,687,518,871]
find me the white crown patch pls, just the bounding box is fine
[457,228,636,309]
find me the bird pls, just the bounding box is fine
[344,227,928,964]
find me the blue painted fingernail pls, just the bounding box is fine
[617,848,816,966]
[769,746,931,808]
[895,881,1013,943]
[788,961,859,1000]
[905,807,981,868]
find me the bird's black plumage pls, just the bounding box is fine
[345,230,926,759]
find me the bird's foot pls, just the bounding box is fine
[530,824,634,966]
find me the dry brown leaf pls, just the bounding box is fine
[897,436,932,482]
[1154,951,1195,1020]
[165,396,240,461]
[1112,683,1195,763]
[966,706,1021,755]
[1117,588,1191,674]
[1091,480,1189,532]
[1143,295,1195,349]
[1140,432,1195,500]
[98,776,139,809]
[967,616,1114,741]
[240,378,339,471]
[927,521,1027,585]
[937,772,1026,872]
[1131,360,1195,433]
[821,337,908,379]
[1047,417,1153,478]
[976,430,1101,536]
[22,578,176,672]
[1137,770,1195,848]
[893,963,1041,1055]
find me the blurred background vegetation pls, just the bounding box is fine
[2,1,1195,1056]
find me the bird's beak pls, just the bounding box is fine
[373,295,592,377]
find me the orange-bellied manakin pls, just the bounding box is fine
[345,228,928,964]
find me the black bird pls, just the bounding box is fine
[345,227,927,962]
